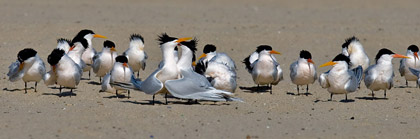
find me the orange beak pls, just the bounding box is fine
[93,34,107,39]
[198,53,207,60]
[69,46,75,51]
[52,65,56,72]
[319,61,337,67]
[123,63,128,67]
[393,54,410,59]
[19,63,24,71]
[175,37,192,43]
[192,61,197,66]
[415,52,419,60]
[270,50,281,55]
[111,47,116,52]
[307,59,314,64]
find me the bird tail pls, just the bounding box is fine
[111,75,142,91]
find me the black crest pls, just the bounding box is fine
[115,55,128,63]
[104,40,115,48]
[408,45,419,52]
[17,48,37,63]
[332,54,350,65]
[203,44,216,53]
[130,34,144,42]
[71,37,88,49]
[242,55,252,72]
[299,50,312,59]
[47,49,65,66]
[256,45,273,53]
[194,60,208,75]
[375,48,395,63]
[158,33,177,45]
[73,29,95,40]
[57,38,71,44]
[180,38,198,62]
[342,36,359,48]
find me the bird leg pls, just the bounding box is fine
[115,90,119,98]
[269,84,272,94]
[88,70,91,80]
[35,82,37,92]
[99,77,102,83]
[371,91,375,99]
[70,89,73,98]
[406,80,408,87]
[152,94,155,105]
[24,82,27,94]
[128,90,130,99]
[329,93,333,101]
[345,94,348,100]
[165,93,168,105]
[137,71,140,78]
[296,85,300,95]
[59,85,62,97]
[417,80,419,88]
[384,90,387,98]
[306,84,309,95]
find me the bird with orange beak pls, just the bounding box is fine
[243,45,283,94]
[92,40,118,82]
[101,55,133,98]
[7,48,46,93]
[399,45,420,87]
[290,50,317,95]
[365,48,410,98]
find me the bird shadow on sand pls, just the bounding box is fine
[120,100,165,105]
[355,97,388,100]
[239,86,270,93]
[103,94,130,99]
[87,81,101,85]
[313,99,355,103]
[286,91,313,96]
[394,85,418,89]
[3,87,34,92]
[42,91,77,97]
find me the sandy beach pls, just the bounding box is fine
[1,0,420,138]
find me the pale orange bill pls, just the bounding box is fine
[319,61,337,67]
[393,54,410,59]
[175,37,193,43]
[270,50,281,55]
[93,34,107,39]
[198,53,207,60]
[307,59,314,64]
[111,47,116,51]
[123,63,128,67]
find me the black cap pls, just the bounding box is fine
[73,29,95,40]
[203,44,216,53]
[180,38,198,62]
[158,33,177,45]
[104,40,115,48]
[71,37,88,49]
[408,45,419,52]
[17,48,37,63]
[299,50,312,59]
[47,49,65,66]
[375,48,395,63]
[332,54,350,65]
[256,45,273,53]
[115,55,128,63]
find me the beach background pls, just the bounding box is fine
[1,0,420,138]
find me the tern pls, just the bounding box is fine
[122,34,147,77]
[56,38,72,53]
[7,48,46,93]
[243,45,283,94]
[290,50,317,95]
[46,49,82,96]
[67,37,88,72]
[341,36,370,70]
[399,45,420,87]
[196,44,236,71]
[92,40,117,82]
[364,48,409,98]
[101,55,133,98]
[319,54,363,101]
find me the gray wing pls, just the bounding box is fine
[7,60,24,82]
[157,60,164,69]
[351,66,363,86]
[363,65,375,88]
[399,59,405,76]
[38,58,47,76]
[74,63,82,85]
[142,52,148,70]
[165,69,242,102]
[212,53,236,70]
[319,72,329,88]
[101,73,115,93]
[43,69,57,85]
[346,70,359,92]
[137,68,164,94]
[409,67,420,78]
[289,61,298,81]
[92,53,101,73]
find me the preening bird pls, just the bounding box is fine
[122,34,147,77]
[341,36,370,70]
[46,49,82,96]
[101,55,133,98]
[196,44,236,71]
[399,45,420,87]
[289,50,317,95]
[75,29,107,79]
[56,38,72,53]
[319,54,363,101]
[364,48,409,98]
[7,48,46,93]
[67,37,88,72]
[92,40,117,82]
[243,45,283,94]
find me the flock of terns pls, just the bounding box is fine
[6,29,420,104]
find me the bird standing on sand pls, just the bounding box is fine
[122,34,147,77]
[46,49,82,96]
[399,45,420,87]
[243,45,283,94]
[290,50,316,95]
[365,48,409,98]
[319,54,363,101]
[341,36,370,70]
[101,55,133,98]
[92,40,118,82]
[67,37,88,72]
[7,48,46,93]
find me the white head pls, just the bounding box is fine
[129,34,145,50]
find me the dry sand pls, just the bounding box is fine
[1,0,420,138]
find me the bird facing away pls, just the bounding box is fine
[319,54,363,101]
[92,40,118,82]
[243,45,283,94]
[122,34,148,78]
[399,45,420,87]
[289,50,317,95]
[101,55,133,98]
[7,48,46,93]
[341,36,370,70]
[46,49,82,96]
[365,48,409,98]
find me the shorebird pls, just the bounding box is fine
[196,44,236,71]
[122,34,147,77]
[319,54,363,101]
[341,36,370,70]
[399,45,420,87]
[7,48,46,93]
[243,45,283,94]
[290,50,317,95]
[365,48,409,98]
[92,40,117,82]
[56,38,72,53]
[67,37,88,72]
[101,55,133,98]
[46,49,82,96]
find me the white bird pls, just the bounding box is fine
[341,36,370,70]
[195,44,237,93]
[46,49,82,96]
[72,29,107,79]
[56,38,72,53]
[399,45,420,87]
[158,46,178,68]
[7,48,46,93]
[67,37,88,72]
[243,45,283,94]
[290,50,317,95]
[92,40,117,82]
[319,54,363,101]
[164,39,241,102]
[111,33,191,105]
[122,34,147,77]
[364,48,409,98]
[101,55,133,98]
